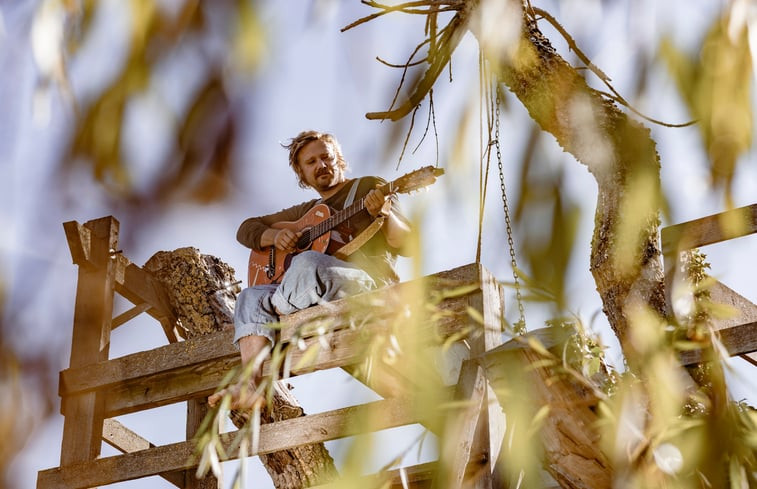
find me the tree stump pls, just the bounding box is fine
[144,247,339,488]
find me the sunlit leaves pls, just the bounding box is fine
[660,6,753,203]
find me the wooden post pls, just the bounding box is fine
[434,264,505,489]
[185,399,220,489]
[60,217,119,466]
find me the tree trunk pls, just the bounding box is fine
[144,247,339,488]
[476,2,668,359]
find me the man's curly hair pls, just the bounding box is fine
[282,130,349,189]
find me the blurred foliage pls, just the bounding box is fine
[512,129,580,312]
[660,5,753,205]
[18,0,757,487]
[38,0,266,204]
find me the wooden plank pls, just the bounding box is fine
[672,281,757,365]
[708,281,757,331]
[60,330,237,397]
[311,462,437,488]
[61,263,481,397]
[185,399,219,488]
[661,203,757,253]
[115,258,179,342]
[67,241,179,340]
[111,302,152,330]
[679,321,757,365]
[434,361,487,489]
[62,220,91,267]
[38,396,417,489]
[60,216,118,466]
[102,419,184,488]
[102,418,152,453]
[465,265,505,485]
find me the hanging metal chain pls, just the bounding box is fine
[494,86,526,334]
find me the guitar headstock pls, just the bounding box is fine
[391,166,445,194]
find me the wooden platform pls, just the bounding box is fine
[38,206,757,489]
[38,216,506,489]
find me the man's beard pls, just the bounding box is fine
[314,168,340,191]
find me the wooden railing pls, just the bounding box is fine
[661,203,757,366]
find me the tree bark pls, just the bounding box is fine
[144,247,339,488]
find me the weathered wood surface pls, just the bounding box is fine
[661,203,757,253]
[485,328,613,489]
[64,217,180,339]
[102,419,184,487]
[433,361,487,489]
[59,264,484,417]
[38,396,419,489]
[60,217,118,466]
[185,399,220,488]
[679,281,757,365]
[278,262,483,342]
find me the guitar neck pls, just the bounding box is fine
[310,180,392,240]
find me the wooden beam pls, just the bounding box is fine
[674,281,757,364]
[62,221,91,267]
[114,257,179,342]
[464,265,505,485]
[65,229,179,340]
[679,321,757,365]
[102,418,153,452]
[661,203,757,252]
[661,204,757,313]
[111,302,152,330]
[433,361,487,489]
[185,399,219,488]
[60,262,482,398]
[60,216,118,466]
[60,330,237,397]
[102,419,184,488]
[311,462,437,488]
[279,263,482,342]
[38,396,418,489]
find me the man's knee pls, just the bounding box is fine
[290,250,324,270]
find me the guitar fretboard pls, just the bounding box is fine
[303,180,393,245]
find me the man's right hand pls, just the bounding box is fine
[274,228,301,251]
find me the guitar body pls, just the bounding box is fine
[248,204,332,286]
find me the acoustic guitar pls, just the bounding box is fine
[247,165,444,286]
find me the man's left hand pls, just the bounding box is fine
[365,188,392,218]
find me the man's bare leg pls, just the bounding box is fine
[208,335,271,409]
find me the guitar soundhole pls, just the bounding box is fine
[296,229,312,250]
